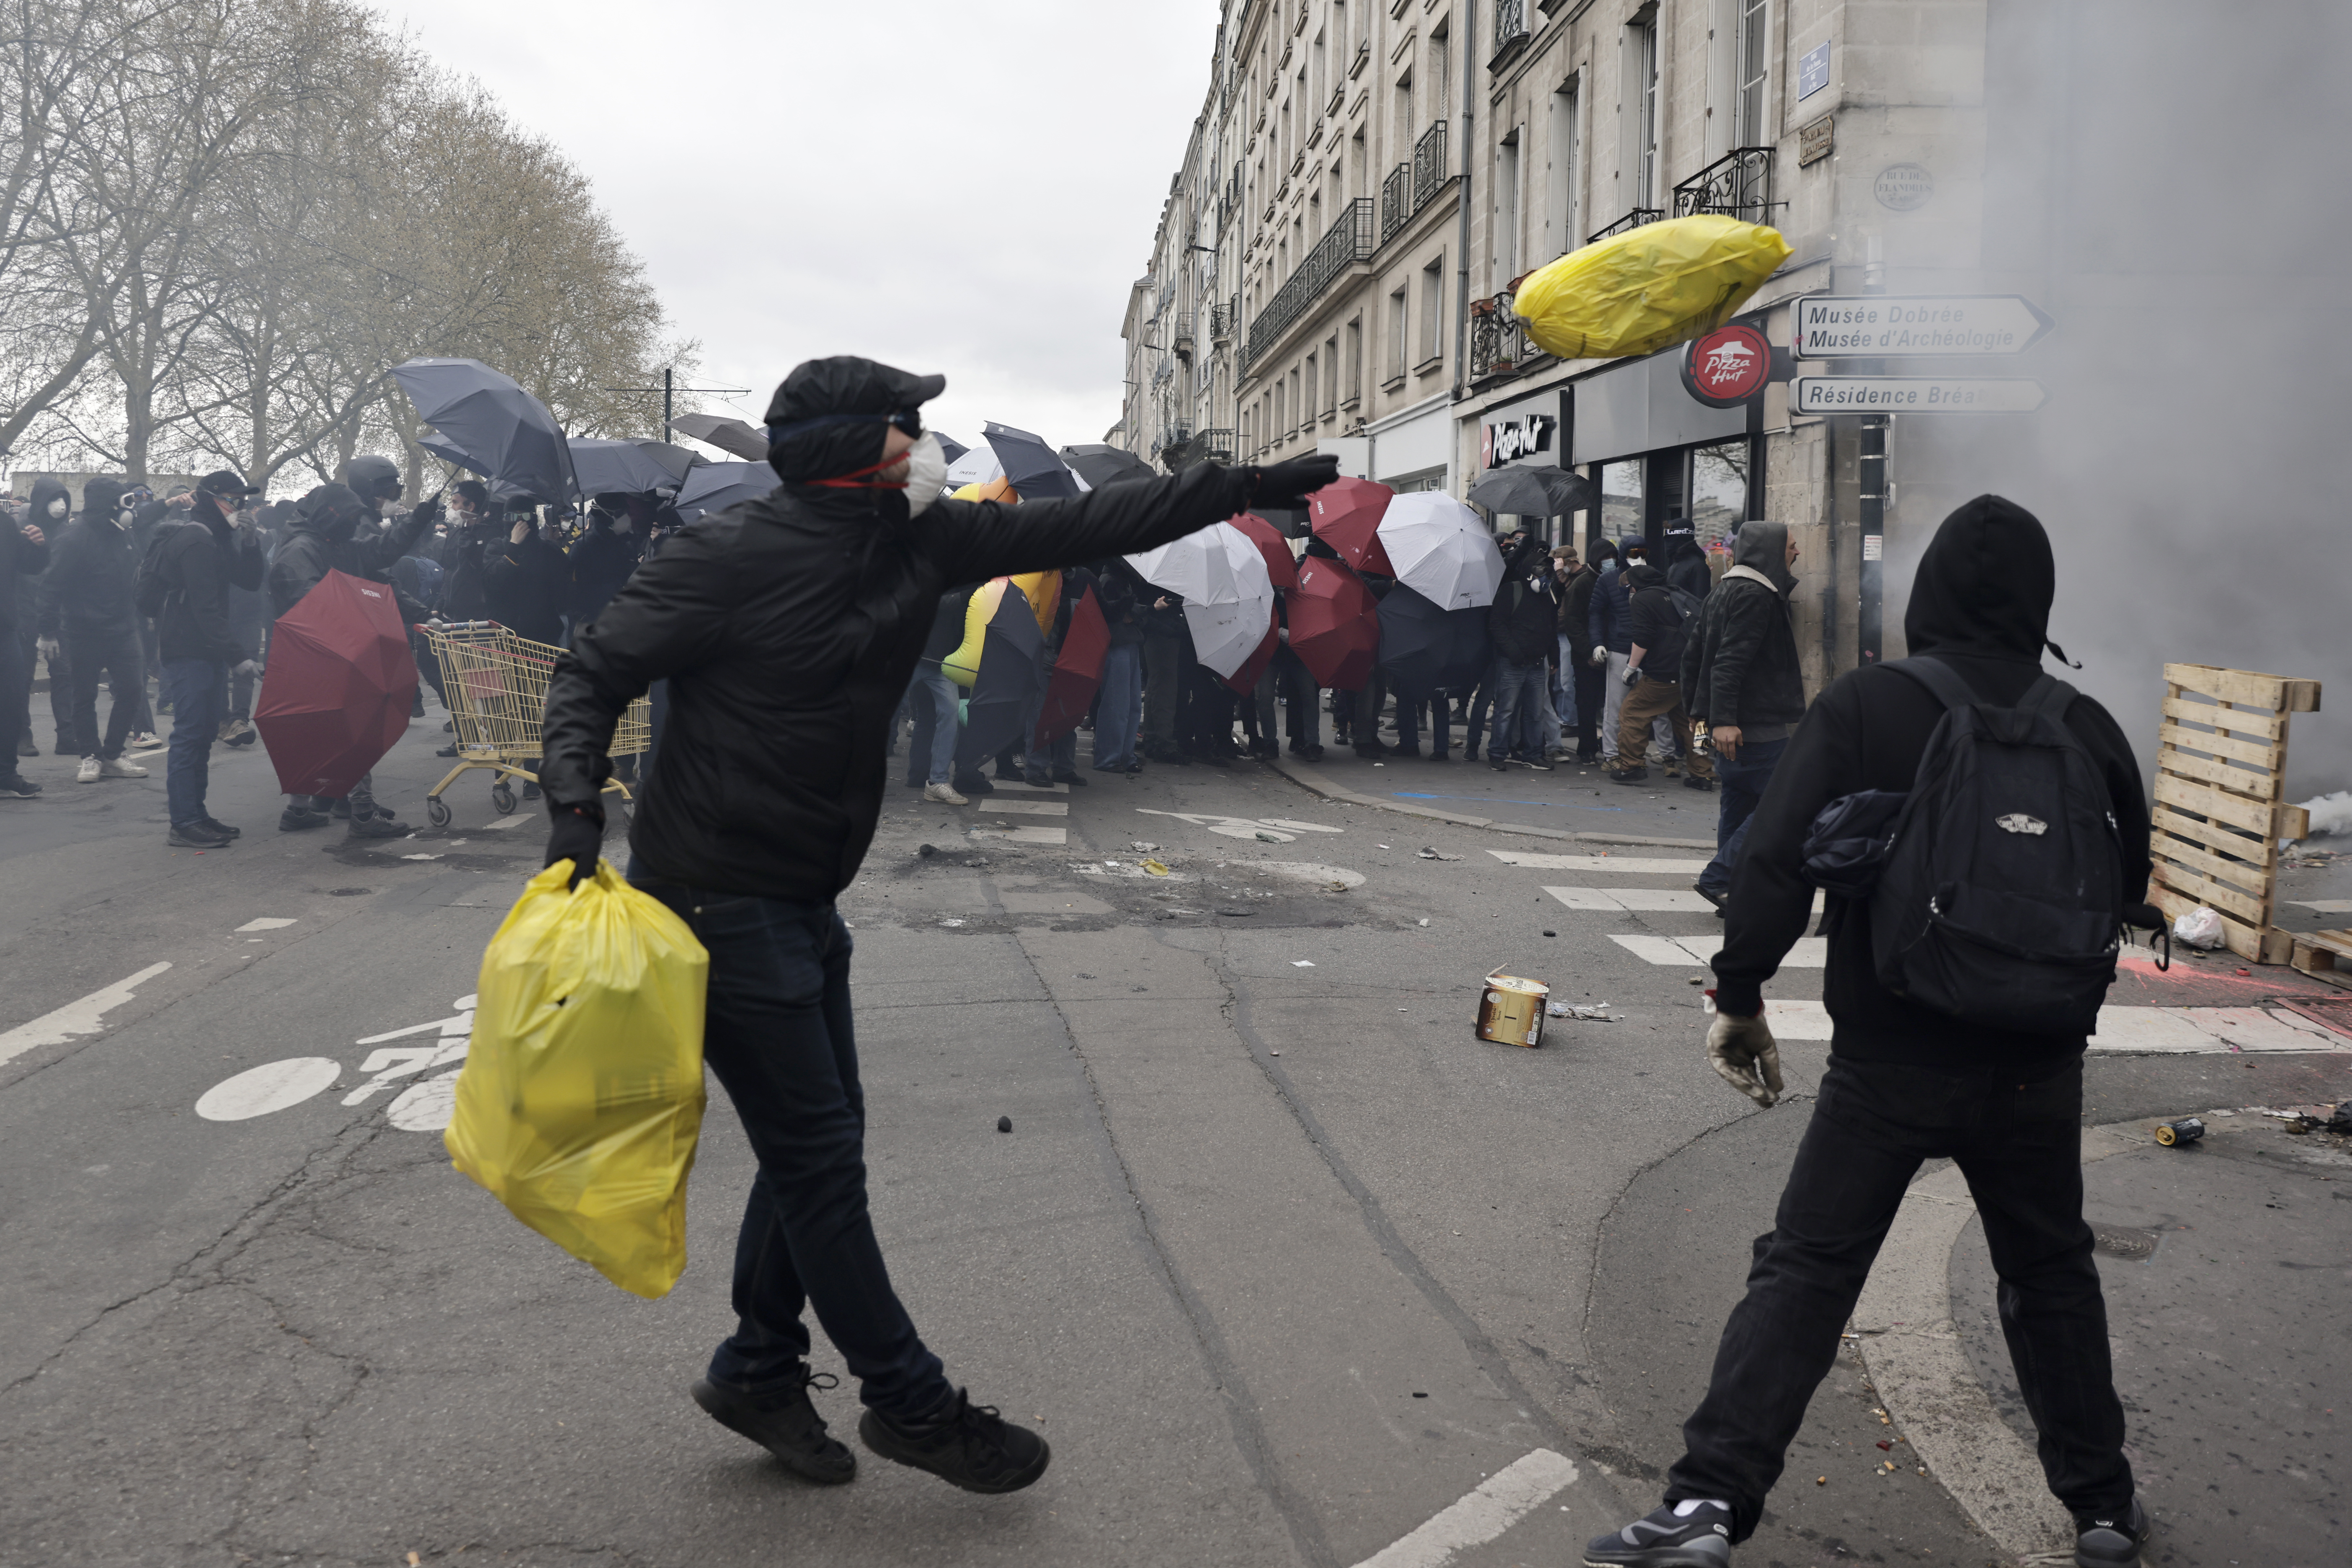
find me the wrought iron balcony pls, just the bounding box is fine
[1412,119,1449,209]
[1210,300,1236,342]
[1192,427,1236,465]
[1381,162,1410,242]
[1469,289,1537,382]
[1587,207,1663,244]
[1172,311,1196,358]
[1673,147,1775,225]
[1491,0,1530,66]
[1243,196,1375,368]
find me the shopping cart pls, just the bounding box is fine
[419,621,650,828]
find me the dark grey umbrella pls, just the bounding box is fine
[390,358,577,504]
[667,413,771,461]
[570,438,692,496]
[934,432,970,468]
[418,433,487,478]
[1465,463,1596,518]
[983,421,1080,500]
[1377,583,1491,692]
[1060,443,1157,489]
[673,461,773,521]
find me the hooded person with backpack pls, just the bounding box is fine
[1583,496,2157,1568]
[143,470,265,846]
[1609,559,1713,789]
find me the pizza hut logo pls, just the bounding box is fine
[1681,324,1772,408]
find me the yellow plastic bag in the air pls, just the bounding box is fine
[446,860,709,1299]
[1513,215,1792,361]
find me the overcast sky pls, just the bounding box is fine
[382,0,1221,455]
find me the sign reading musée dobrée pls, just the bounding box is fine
[1790,294,2053,358]
[1792,377,2046,415]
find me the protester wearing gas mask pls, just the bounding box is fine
[566,492,654,633]
[38,477,150,782]
[536,355,1341,1499]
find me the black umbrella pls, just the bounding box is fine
[954,580,1047,771]
[1465,463,1596,517]
[1059,443,1157,489]
[570,438,693,495]
[418,433,487,478]
[983,421,1080,500]
[673,461,773,521]
[1377,583,1492,692]
[666,413,771,461]
[934,431,970,468]
[390,358,578,504]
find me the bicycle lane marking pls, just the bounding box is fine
[0,962,173,1072]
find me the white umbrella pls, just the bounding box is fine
[1375,492,1506,609]
[1126,523,1274,678]
[945,444,1004,488]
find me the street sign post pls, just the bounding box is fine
[1792,377,2046,415]
[1790,294,2053,358]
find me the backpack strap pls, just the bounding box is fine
[1880,655,1978,711]
[2018,672,2079,724]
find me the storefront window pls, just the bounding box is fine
[1688,441,1747,549]
[1600,459,1643,544]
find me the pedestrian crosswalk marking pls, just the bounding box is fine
[970,825,1068,846]
[973,799,1068,816]
[1611,934,1827,967]
[1546,885,1715,912]
[1489,851,1711,872]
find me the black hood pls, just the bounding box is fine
[1903,494,2061,664]
[762,356,946,485]
[296,483,366,542]
[1625,561,1666,591]
[81,477,127,520]
[28,477,71,524]
[1661,525,1702,563]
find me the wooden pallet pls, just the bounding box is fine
[2146,664,2321,964]
[2290,928,2352,982]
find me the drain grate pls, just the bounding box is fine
[2275,994,2352,1040]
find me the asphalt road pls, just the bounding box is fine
[2,705,2346,1568]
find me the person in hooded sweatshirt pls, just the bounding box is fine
[265,483,428,838]
[38,477,150,783]
[151,470,265,845]
[1681,520,1808,909]
[536,355,1339,1499]
[0,485,55,797]
[1661,519,1711,605]
[1584,497,2156,1568]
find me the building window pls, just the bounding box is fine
[1419,255,1444,366]
[1313,28,1327,115]
[1345,317,1362,404]
[1387,286,1408,381]
[1736,0,1770,145]
[1302,355,1317,426]
[1351,127,1367,197]
[1545,81,1579,260]
[1635,16,1660,208]
[1274,380,1285,438]
[1496,130,1521,287]
[1324,334,1339,414]
[1429,26,1450,123]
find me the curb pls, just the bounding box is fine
[1264,753,1718,851]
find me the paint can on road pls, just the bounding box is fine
[2153,1117,2205,1148]
[1477,970,1550,1048]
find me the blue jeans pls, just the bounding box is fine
[162,658,225,827]
[1092,641,1142,770]
[1485,657,1549,762]
[1699,735,1788,897]
[903,665,959,785]
[633,885,950,1419]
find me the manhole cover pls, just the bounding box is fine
[2091,1224,2160,1263]
[2275,995,2352,1039]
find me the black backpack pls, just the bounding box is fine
[1861,657,2125,1035]
[133,519,184,619]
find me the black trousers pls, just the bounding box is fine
[1668,1054,2132,1542]
[64,621,145,760]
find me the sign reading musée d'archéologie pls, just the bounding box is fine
[1791,294,2053,358]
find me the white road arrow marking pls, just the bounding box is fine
[1349,1447,1579,1568]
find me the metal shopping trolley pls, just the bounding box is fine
[419,622,649,827]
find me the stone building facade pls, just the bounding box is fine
[1123,0,2036,689]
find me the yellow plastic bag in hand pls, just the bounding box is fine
[1513,215,1792,361]
[446,860,709,1299]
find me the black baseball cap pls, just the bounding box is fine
[197,469,260,500]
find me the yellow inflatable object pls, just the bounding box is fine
[1011,569,1058,637]
[1513,215,1792,361]
[941,580,996,688]
[446,861,709,1300]
[953,475,1018,505]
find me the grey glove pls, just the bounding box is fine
[1621,663,1642,687]
[230,658,262,678]
[1706,1010,1784,1108]
[36,636,59,660]
[1589,644,1608,668]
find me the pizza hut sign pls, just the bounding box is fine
[1680,324,1771,409]
[1481,412,1555,470]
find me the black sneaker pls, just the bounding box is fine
[330,798,351,820]
[952,771,995,795]
[1683,774,1714,792]
[346,814,406,840]
[168,821,232,848]
[690,1372,855,1485]
[200,817,242,838]
[1692,883,1727,912]
[279,805,332,831]
[1609,764,1651,785]
[1051,770,1089,787]
[857,1386,1050,1494]
[0,774,39,798]
[1583,1501,1734,1566]
[1514,755,1554,771]
[2073,1499,2151,1568]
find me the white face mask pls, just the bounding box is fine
[45,496,67,519]
[901,432,947,517]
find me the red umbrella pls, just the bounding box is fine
[1228,511,1298,591]
[1220,620,1280,696]
[1288,555,1380,690]
[255,569,418,798]
[1034,585,1110,744]
[1308,477,1396,576]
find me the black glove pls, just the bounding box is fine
[1247,453,1342,510]
[543,802,605,890]
[409,495,444,528]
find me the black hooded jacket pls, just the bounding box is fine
[541,357,1259,900]
[153,502,258,664]
[40,479,137,636]
[268,486,431,623]
[1662,527,1711,603]
[2,480,60,630]
[1680,520,1806,731]
[1710,496,2151,1068]
[1486,538,1560,664]
[1622,562,1690,676]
